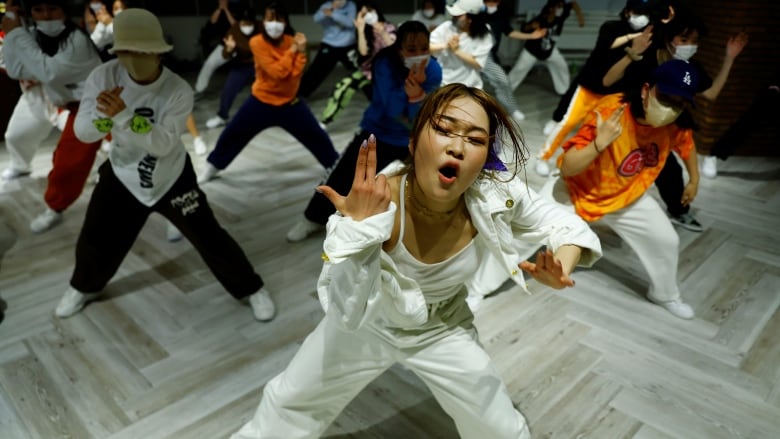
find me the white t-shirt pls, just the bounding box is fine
[429,21,493,89]
[74,60,193,206]
[411,10,447,31]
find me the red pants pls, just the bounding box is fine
[44,105,101,212]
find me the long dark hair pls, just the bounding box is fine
[260,1,295,43]
[357,0,387,63]
[465,12,490,39]
[372,20,428,80]
[33,2,97,57]
[408,84,529,179]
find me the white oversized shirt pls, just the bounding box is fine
[3,27,101,107]
[429,21,493,88]
[74,60,193,206]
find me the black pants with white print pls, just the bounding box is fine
[70,156,264,298]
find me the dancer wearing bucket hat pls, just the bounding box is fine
[58,8,275,322]
[2,0,103,232]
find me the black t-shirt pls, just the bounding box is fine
[523,2,572,61]
[485,11,514,62]
[576,20,636,94]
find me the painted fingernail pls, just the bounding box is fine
[369,134,376,143]
[361,140,367,148]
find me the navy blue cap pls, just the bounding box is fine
[652,59,700,102]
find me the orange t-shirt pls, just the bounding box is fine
[250,34,307,106]
[561,94,694,222]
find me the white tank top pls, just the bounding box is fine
[387,174,478,304]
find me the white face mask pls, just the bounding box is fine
[644,92,683,127]
[404,54,429,69]
[422,9,435,18]
[117,52,160,82]
[264,21,285,39]
[36,20,67,37]
[90,2,103,13]
[628,14,649,31]
[363,11,378,26]
[486,5,498,14]
[673,44,698,61]
[240,25,255,36]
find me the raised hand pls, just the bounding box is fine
[631,24,653,54]
[404,57,428,100]
[96,86,126,118]
[318,134,391,221]
[725,31,749,59]
[519,248,575,289]
[292,32,307,52]
[594,104,625,152]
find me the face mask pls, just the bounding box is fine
[673,44,698,61]
[36,20,67,37]
[404,54,429,69]
[628,14,649,31]
[422,8,435,18]
[486,6,498,14]
[264,21,285,39]
[113,8,123,15]
[332,0,346,8]
[363,11,378,26]
[240,25,255,36]
[90,2,103,13]
[117,53,160,82]
[644,92,682,127]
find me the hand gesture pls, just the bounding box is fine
[353,7,365,30]
[96,5,112,25]
[681,181,698,206]
[519,248,575,289]
[725,31,748,59]
[223,33,236,52]
[293,32,307,52]
[218,0,228,11]
[96,86,126,118]
[318,134,391,221]
[447,34,460,51]
[323,7,334,17]
[404,57,427,99]
[1,0,22,33]
[631,24,653,54]
[530,28,547,39]
[593,104,625,152]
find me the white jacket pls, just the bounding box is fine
[317,171,602,332]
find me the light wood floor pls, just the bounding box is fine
[1,68,779,439]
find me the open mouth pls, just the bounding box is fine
[438,165,458,183]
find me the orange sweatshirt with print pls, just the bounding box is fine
[561,94,694,222]
[250,34,307,106]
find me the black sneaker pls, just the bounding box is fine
[670,212,703,232]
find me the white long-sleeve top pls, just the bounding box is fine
[90,21,114,50]
[74,60,193,206]
[3,27,101,107]
[429,21,493,89]
[317,168,603,332]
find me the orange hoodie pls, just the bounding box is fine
[250,33,307,106]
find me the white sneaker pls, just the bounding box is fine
[650,297,694,320]
[286,218,324,242]
[701,155,717,179]
[30,208,63,233]
[205,116,226,129]
[198,163,220,184]
[249,288,276,321]
[1,167,31,180]
[511,110,526,122]
[543,120,558,136]
[55,287,100,318]
[193,136,208,156]
[100,139,113,153]
[534,158,551,176]
[166,222,183,242]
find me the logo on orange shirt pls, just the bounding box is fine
[618,143,659,176]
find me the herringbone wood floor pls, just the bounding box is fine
[1,68,779,439]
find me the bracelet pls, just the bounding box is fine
[624,46,643,61]
[593,139,603,153]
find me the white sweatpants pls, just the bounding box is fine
[232,312,530,439]
[4,89,58,172]
[508,47,570,95]
[543,177,682,301]
[194,44,229,93]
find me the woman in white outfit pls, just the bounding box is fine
[231,83,602,439]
